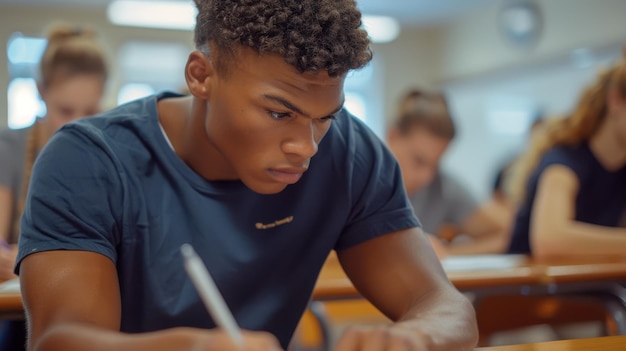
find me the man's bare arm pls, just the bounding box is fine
[20,250,281,351]
[335,229,478,351]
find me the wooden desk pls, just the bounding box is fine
[476,335,626,351]
[0,292,24,320]
[314,254,626,300]
[309,254,626,351]
[541,256,626,284]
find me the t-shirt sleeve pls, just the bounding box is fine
[15,127,123,273]
[536,147,585,180]
[442,174,479,225]
[335,122,421,251]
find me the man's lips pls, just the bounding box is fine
[267,167,307,184]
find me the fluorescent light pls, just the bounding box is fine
[362,15,401,43]
[107,0,197,31]
[107,1,400,43]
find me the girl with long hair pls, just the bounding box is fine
[507,50,626,257]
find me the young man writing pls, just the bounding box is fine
[16,1,477,350]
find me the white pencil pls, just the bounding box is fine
[181,243,244,347]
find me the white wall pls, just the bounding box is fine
[439,0,626,81]
[371,27,443,128]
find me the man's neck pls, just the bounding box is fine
[158,96,237,181]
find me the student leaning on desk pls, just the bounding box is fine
[386,90,508,257]
[14,0,478,350]
[507,49,626,258]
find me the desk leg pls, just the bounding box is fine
[562,290,626,336]
[309,301,332,351]
[601,295,626,335]
[578,286,626,335]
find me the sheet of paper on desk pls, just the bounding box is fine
[441,255,526,272]
[0,278,20,293]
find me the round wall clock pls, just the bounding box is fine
[498,1,543,48]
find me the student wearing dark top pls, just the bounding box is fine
[15,1,477,351]
[507,51,626,257]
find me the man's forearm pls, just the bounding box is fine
[396,287,478,351]
[32,324,201,351]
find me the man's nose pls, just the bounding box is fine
[282,120,319,160]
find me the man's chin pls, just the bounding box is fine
[244,180,289,195]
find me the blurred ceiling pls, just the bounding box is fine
[0,0,493,27]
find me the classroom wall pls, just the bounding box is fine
[367,0,626,138]
[438,0,626,82]
[372,27,443,125]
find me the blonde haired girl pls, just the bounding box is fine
[0,24,108,280]
[507,51,626,258]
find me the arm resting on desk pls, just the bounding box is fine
[335,228,478,351]
[20,251,281,351]
[531,165,626,259]
[451,206,510,255]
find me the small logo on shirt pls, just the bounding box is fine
[255,216,294,230]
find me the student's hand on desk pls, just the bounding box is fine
[0,244,18,281]
[334,325,432,351]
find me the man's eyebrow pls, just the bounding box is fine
[262,94,344,119]
[327,100,345,117]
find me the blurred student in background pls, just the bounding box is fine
[387,89,508,257]
[0,24,108,280]
[507,50,626,258]
[0,24,108,350]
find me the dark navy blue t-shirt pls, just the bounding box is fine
[16,93,420,347]
[508,143,626,254]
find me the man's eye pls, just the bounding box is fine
[269,111,292,120]
[320,115,336,122]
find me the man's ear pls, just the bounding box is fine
[184,50,215,99]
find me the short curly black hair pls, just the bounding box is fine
[193,0,372,77]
